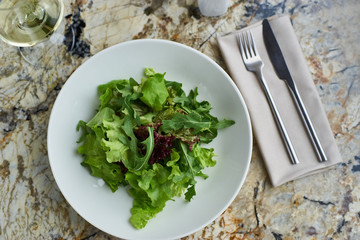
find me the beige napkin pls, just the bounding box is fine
[217,15,342,187]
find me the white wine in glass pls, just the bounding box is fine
[0,0,65,67]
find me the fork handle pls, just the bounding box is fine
[255,70,299,165]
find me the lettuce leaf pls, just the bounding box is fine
[140,69,169,112]
[77,122,124,192]
[126,163,172,228]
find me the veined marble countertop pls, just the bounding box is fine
[1,0,359,239]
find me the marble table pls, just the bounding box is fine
[1,0,359,239]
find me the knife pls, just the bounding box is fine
[262,19,327,162]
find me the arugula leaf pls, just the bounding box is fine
[215,119,236,129]
[76,120,89,143]
[179,141,200,179]
[165,80,185,97]
[185,184,196,201]
[119,95,141,125]
[160,112,211,134]
[98,79,129,94]
[176,141,206,201]
[119,116,154,171]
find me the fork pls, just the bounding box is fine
[237,31,299,165]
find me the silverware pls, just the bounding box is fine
[237,31,299,165]
[262,19,327,162]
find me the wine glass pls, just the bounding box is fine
[0,0,66,69]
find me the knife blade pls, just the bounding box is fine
[262,19,296,91]
[262,18,327,162]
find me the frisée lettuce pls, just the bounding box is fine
[76,68,235,229]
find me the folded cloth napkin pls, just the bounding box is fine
[217,15,342,187]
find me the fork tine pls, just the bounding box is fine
[242,32,250,58]
[245,31,252,57]
[244,31,255,58]
[237,32,246,59]
[238,31,256,59]
[248,31,257,56]
[243,31,250,58]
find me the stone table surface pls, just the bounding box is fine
[1,0,359,239]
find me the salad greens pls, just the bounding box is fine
[76,68,234,229]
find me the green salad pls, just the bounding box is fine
[76,68,234,229]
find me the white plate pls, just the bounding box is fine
[47,39,252,240]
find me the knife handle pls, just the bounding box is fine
[255,69,299,165]
[288,84,328,162]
